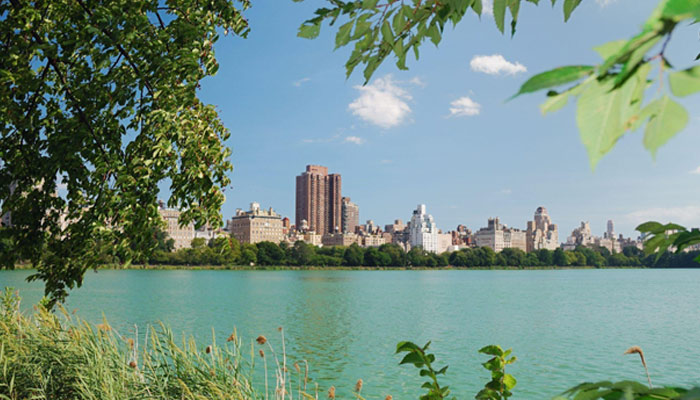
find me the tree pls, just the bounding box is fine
[190,238,207,249]
[500,248,525,267]
[343,243,365,266]
[256,241,285,266]
[0,0,251,304]
[536,249,553,266]
[155,229,175,253]
[291,240,316,266]
[378,243,406,266]
[553,248,568,267]
[240,243,257,266]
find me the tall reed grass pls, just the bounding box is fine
[0,288,290,400]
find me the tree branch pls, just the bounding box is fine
[73,0,155,96]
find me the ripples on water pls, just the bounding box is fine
[2,269,699,398]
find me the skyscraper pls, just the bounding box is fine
[341,197,359,233]
[295,165,342,234]
[526,206,559,251]
[408,204,439,253]
[606,220,615,239]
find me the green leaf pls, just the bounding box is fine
[662,0,700,19]
[298,23,321,39]
[643,95,689,158]
[381,20,394,43]
[593,40,627,60]
[362,0,379,9]
[504,374,517,390]
[478,345,504,356]
[508,0,521,36]
[636,221,664,233]
[513,65,594,98]
[494,0,507,33]
[563,0,582,21]
[335,21,354,49]
[614,36,660,86]
[576,77,634,169]
[540,79,591,115]
[426,23,441,46]
[669,66,700,97]
[396,341,422,353]
[472,0,483,15]
[399,351,425,366]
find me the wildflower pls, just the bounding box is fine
[127,338,134,350]
[294,362,301,373]
[259,349,265,358]
[328,386,336,399]
[278,326,283,332]
[205,345,212,354]
[227,332,236,342]
[355,379,363,393]
[385,396,393,400]
[256,335,267,345]
[128,360,137,369]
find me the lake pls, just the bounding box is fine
[2,269,699,398]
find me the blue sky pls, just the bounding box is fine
[192,0,700,239]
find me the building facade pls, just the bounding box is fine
[227,202,284,244]
[408,204,439,253]
[159,202,195,249]
[474,217,527,252]
[295,165,342,234]
[341,197,359,234]
[526,207,559,251]
[322,232,360,247]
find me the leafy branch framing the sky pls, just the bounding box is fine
[0,0,250,304]
[297,0,700,169]
[297,0,700,262]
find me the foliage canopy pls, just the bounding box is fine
[1,0,250,304]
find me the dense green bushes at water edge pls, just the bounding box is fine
[142,236,700,268]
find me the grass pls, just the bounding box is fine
[0,289,268,400]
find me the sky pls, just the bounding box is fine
[186,0,700,239]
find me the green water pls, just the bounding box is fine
[2,269,699,398]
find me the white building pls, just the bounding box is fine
[408,204,440,253]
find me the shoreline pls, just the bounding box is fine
[12,264,653,271]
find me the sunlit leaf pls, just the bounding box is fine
[669,66,700,97]
[643,95,689,158]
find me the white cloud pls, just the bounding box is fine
[482,0,493,15]
[470,54,527,75]
[292,77,311,87]
[301,134,340,144]
[380,159,393,164]
[690,166,700,175]
[596,0,618,6]
[449,96,481,117]
[625,206,700,227]
[409,77,427,87]
[344,136,365,145]
[500,189,512,195]
[348,75,412,129]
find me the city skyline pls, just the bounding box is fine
[156,0,700,238]
[216,163,639,244]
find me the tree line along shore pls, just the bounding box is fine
[79,235,700,269]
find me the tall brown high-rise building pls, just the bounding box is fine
[295,165,342,234]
